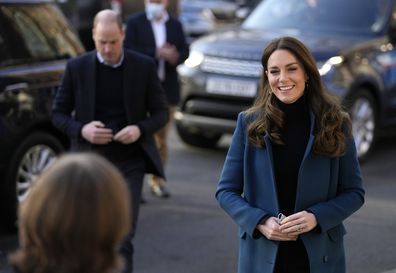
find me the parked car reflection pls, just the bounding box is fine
[0,0,84,230]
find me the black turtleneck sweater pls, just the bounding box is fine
[271,95,311,273]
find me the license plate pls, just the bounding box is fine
[206,77,257,97]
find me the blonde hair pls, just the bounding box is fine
[10,153,131,273]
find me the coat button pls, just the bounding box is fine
[323,256,328,263]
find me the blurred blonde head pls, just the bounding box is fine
[10,153,131,273]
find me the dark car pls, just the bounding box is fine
[0,0,84,229]
[56,0,115,50]
[176,0,396,161]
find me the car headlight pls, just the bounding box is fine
[319,56,343,76]
[184,51,204,68]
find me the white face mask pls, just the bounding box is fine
[145,3,165,20]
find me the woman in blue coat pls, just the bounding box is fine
[216,36,365,273]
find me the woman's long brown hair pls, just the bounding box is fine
[246,36,351,157]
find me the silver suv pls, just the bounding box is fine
[176,0,396,161]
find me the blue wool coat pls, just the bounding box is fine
[216,112,365,273]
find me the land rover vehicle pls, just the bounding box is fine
[176,0,396,161]
[0,0,84,229]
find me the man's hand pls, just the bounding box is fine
[157,43,179,65]
[113,125,141,144]
[81,121,113,144]
[256,217,298,241]
[279,211,318,236]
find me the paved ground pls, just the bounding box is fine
[1,130,396,273]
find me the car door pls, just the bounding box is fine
[0,2,84,230]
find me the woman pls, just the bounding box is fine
[9,153,131,273]
[215,36,365,273]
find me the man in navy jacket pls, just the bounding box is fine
[52,10,168,273]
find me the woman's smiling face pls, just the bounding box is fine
[266,49,308,104]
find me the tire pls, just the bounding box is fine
[2,132,64,230]
[348,89,378,162]
[176,123,221,149]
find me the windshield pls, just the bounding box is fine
[243,0,392,35]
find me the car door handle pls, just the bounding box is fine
[4,82,29,93]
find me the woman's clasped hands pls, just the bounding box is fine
[256,211,318,241]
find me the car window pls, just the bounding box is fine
[0,3,83,67]
[12,8,54,59]
[242,0,392,35]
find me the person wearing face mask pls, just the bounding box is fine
[216,37,365,273]
[124,0,188,199]
[146,1,166,20]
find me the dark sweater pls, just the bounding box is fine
[95,60,126,130]
[271,95,311,272]
[93,60,142,162]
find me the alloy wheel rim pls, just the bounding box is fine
[16,145,57,202]
[351,97,375,159]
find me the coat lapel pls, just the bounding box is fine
[143,16,156,47]
[122,53,139,122]
[294,111,323,211]
[85,52,97,121]
[300,111,316,164]
[262,134,280,213]
[165,19,173,43]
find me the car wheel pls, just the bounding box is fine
[348,89,377,162]
[176,123,221,148]
[3,132,64,230]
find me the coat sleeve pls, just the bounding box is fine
[173,19,189,66]
[52,61,84,138]
[216,112,270,239]
[307,136,365,232]
[136,58,169,136]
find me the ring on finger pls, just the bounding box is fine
[298,225,303,232]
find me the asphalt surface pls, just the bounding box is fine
[1,129,396,273]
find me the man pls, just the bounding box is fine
[52,10,168,273]
[124,0,188,198]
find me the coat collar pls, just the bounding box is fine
[96,50,125,68]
